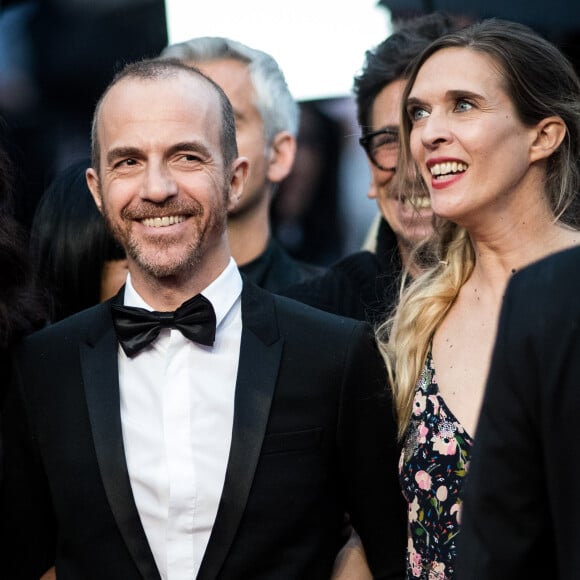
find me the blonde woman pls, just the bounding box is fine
[378,18,580,580]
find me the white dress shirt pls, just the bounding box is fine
[118,259,242,579]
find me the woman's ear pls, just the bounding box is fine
[267,131,297,183]
[529,116,566,163]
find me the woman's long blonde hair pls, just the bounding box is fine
[377,221,474,440]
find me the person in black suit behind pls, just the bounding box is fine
[456,245,580,579]
[282,13,457,325]
[159,37,324,292]
[0,58,406,579]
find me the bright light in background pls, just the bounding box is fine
[165,0,393,101]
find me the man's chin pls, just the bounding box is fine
[132,252,198,280]
[407,228,434,244]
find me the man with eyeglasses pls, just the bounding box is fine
[283,12,457,326]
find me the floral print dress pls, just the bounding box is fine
[399,349,473,580]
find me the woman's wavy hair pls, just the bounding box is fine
[377,18,580,439]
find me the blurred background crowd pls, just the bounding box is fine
[0,0,579,266]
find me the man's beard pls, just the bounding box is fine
[99,193,229,280]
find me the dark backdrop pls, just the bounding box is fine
[381,0,580,72]
[0,0,168,228]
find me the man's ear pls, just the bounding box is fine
[529,116,567,164]
[86,168,103,212]
[227,156,250,211]
[267,131,297,184]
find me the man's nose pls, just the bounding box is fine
[140,163,178,202]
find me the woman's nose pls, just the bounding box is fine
[419,111,452,149]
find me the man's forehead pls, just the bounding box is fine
[98,72,220,126]
[107,70,214,102]
[94,74,225,158]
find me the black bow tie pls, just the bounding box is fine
[111,294,216,357]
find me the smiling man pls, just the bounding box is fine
[0,58,406,580]
[88,62,244,304]
[283,13,456,325]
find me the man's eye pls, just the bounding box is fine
[181,154,201,162]
[375,134,398,147]
[115,158,137,168]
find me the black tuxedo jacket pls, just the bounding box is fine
[456,246,580,579]
[0,279,405,580]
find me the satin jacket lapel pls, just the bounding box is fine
[197,280,283,580]
[80,299,161,580]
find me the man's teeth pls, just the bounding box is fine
[429,161,467,176]
[414,196,431,209]
[141,215,186,228]
[400,196,431,209]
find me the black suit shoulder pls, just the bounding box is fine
[505,245,580,318]
[280,217,404,323]
[239,238,325,293]
[487,246,580,416]
[281,250,400,325]
[244,275,373,338]
[13,301,109,354]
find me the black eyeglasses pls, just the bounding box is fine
[359,128,399,172]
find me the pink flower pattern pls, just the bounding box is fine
[399,349,473,579]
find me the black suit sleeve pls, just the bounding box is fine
[457,249,580,579]
[337,321,406,579]
[0,351,56,578]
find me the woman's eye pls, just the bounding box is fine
[409,106,429,122]
[455,100,473,112]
